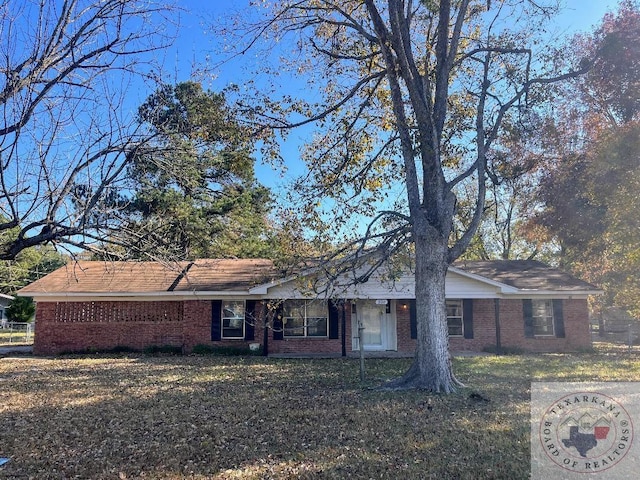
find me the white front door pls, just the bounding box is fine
[352,300,397,351]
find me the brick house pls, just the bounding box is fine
[18,258,601,356]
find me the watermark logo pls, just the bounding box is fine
[532,383,639,479]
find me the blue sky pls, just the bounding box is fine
[153,0,621,198]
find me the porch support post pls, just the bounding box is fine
[341,301,347,357]
[494,298,502,355]
[262,300,269,357]
[359,320,365,381]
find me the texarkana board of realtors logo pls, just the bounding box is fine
[531,382,639,479]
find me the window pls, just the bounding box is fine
[532,299,554,336]
[446,299,464,337]
[283,300,328,338]
[222,300,245,339]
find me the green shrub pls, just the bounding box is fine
[191,344,262,356]
[143,344,183,355]
[59,345,140,355]
[109,345,140,354]
[6,297,35,323]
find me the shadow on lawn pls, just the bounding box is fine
[0,355,543,479]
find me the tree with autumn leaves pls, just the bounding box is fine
[533,0,640,318]
[222,0,590,392]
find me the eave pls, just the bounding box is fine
[18,291,261,302]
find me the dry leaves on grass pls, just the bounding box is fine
[0,352,638,479]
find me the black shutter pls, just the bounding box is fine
[410,299,417,339]
[463,299,474,339]
[523,299,534,338]
[273,303,284,340]
[553,299,565,338]
[245,300,256,341]
[211,300,222,341]
[328,300,339,339]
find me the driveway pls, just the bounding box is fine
[0,345,33,355]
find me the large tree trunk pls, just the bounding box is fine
[384,230,461,393]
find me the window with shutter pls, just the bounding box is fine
[282,300,328,338]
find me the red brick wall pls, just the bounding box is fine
[182,300,265,352]
[33,297,591,355]
[449,299,498,352]
[34,301,184,355]
[396,301,414,353]
[395,298,591,354]
[182,300,212,351]
[498,298,591,352]
[34,300,266,355]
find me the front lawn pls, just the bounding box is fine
[1,352,639,479]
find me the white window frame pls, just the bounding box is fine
[446,299,464,337]
[221,300,245,340]
[283,300,328,338]
[532,299,555,336]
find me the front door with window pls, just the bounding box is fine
[352,300,397,351]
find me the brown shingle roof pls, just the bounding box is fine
[19,258,598,296]
[454,260,599,291]
[174,259,277,292]
[18,259,278,295]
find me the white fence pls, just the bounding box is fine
[0,322,34,344]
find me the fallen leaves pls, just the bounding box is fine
[0,352,637,478]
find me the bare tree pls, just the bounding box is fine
[220,0,588,392]
[0,0,175,260]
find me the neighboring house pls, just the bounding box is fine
[0,293,13,327]
[17,259,601,356]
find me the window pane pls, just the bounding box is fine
[446,300,463,336]
[283,300,305,337]
[305,301,326,318]
[223,300,244,319]
[223,318,244,338]
[307,317,328,337]
[447,317,463,337]
[284,300,305,319]
[532,300,552,316]
[446,300,462,318]
[532,300,554,336]
[221,301,244,338]
[284,316,304,337]
[533,320,553,335]
[282,300,328,337]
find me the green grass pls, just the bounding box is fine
[0,328,33,345]
[0,351,639,479]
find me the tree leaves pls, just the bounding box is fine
[121,82,276,260]
[5,296,35,322]
[532,2,640,316]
